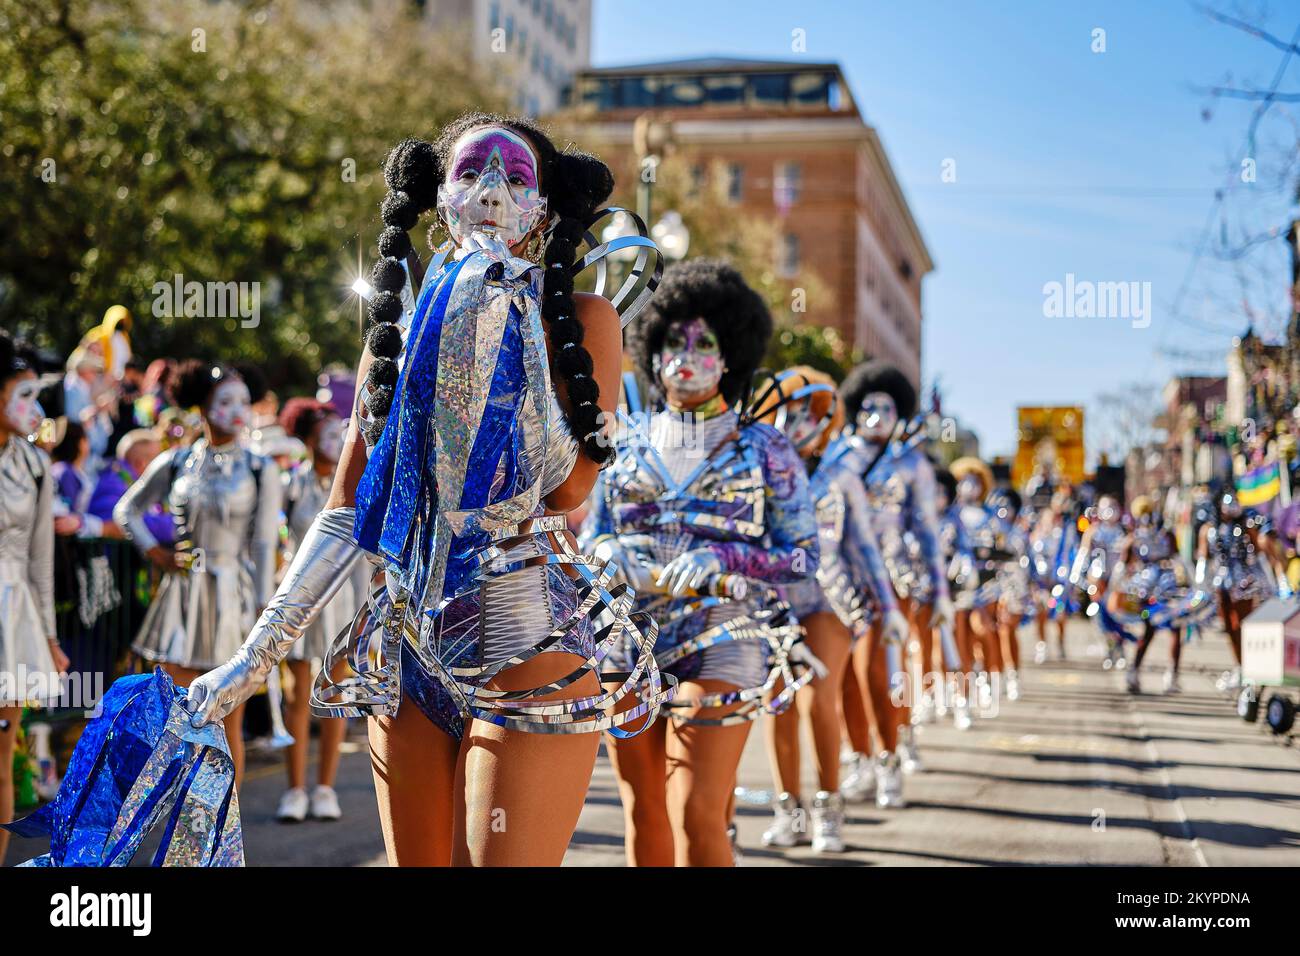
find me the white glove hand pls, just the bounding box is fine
[591,536,654,594]
[882,608,910,647]
[657,548,724,598]
[931,595,955,630]
[788,639,829,679]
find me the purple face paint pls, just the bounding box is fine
[655,318,724,399]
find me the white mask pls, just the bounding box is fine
[856,391,897,442]
[4,378,43,437]
[207,378,251,434]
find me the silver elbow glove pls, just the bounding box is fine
[183,507,361,728]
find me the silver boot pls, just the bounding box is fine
[839,751,877,803]
[898,724,924,774]
[874,751,906,809]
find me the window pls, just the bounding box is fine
[778,234,800,278]
[725,163,744,203]
[774,161,801,209]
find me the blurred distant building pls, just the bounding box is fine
[427,0,592,116]
[1159,374,1228,487]
[561,57,933,386]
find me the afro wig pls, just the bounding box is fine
[629,258,773,406]
[173,359,238,411]
[839,359,917,423]
[279,397,337,442]
[934,466,957,505]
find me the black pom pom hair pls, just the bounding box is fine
[363,112,616,464]
[173,358,240,412]
[839,359,918,425]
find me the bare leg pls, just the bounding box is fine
[801,612,852,791]
[664,680,754,867]
[0,706,18,864]
[858,617,900,752]
[764,678,801,795]
[607,713,673,866]
[368,700,459,866]
[285,660,312,790]
[453,653,601,866]
[840,654,874,755]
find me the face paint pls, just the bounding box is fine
[437,126,548,248]
[206,378,251,434]
[1097,497,1119,524]
[957,474,984,504]
[654,318,724,400]
[856,391,897,442]
[1220,493,1242,520]
[4,376,43,436]
[316,416,344,463]
[782,403,821,450]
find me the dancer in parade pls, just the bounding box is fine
[1113,496,1189,694]
[583,260,819,866]
[1029,488,1076,663]
[273,397,368,822]
[1070,494,1129,669]
[182,113,664,866]
[831,361,950,805]
[753,366,895,849]
[116,360,282,785]
[0,332,68,865]
[1197,489,1285,691]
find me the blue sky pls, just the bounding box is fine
[590,0,1293,460]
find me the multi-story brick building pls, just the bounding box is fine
[563,56,932,386]
[427,0,592,116]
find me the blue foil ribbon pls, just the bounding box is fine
[353,248,549,614]
[3,669,243,867]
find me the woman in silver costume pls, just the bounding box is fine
[184,114,663,866]
[273,398,368,823]
[582,260,819,866]
[753,366,893,850]
[1113,496,1190,694]
[115,360,281,784]
[949,457,1021,708]
[1069,494,1129,669]
[1028,487,1076,663]
[833,361,953,805]
[0,332,69,865]
[1196,489,1284,690]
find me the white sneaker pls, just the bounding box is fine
[1034,641,1048,664]
[874,752,906,809]
[1162,669,1181,695]
[839,752,877,803]
[276,787,309,823]
[811,791,846,853]
[1125,669,1140,695]
[952,694,974,730]
[914,691,937,724]
[898,725,924,774]
[761,792,805,847]
[976,674,995,712]
[309,784,342,820]
[1005,669,1021,701]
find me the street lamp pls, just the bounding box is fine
[651,210,690,262]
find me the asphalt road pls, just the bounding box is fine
[8,619,1299,867]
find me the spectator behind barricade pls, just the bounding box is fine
[157,406,199,450]
[87,428,169,545]
[106,355,148,454]
[135,358,176,428]
[49,419,106,538]
[70,306,132,457]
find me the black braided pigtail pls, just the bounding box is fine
[542,148,616,466]
[360,138,440,446]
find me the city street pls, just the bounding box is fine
[15,618,1289,868]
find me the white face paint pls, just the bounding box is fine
[856,391,897,442]
[654,318,725,402]
[4,376,43,436]
[206,378,251,434]
[1097,496,1119,524]
[316,416,344,463]
[957,474,984,504]
[1220,493,1242,520]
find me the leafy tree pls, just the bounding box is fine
[0,0,503,389]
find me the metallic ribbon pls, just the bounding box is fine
[4,669,242,867]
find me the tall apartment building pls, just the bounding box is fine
[426,0,592,116]
[563,57,932,386]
